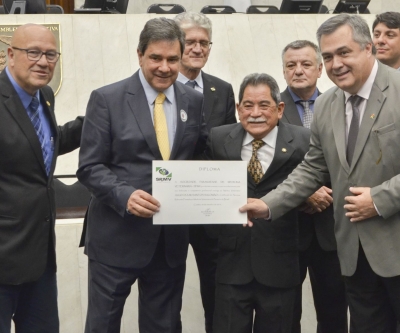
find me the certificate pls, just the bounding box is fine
[152,160,247,225]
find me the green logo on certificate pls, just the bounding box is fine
[155,167,172,181]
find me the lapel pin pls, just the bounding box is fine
[180,109,188,122]
[46,101,51,106]
[211,87,216,92]
[370,114,375,119]
[282,148,287,153]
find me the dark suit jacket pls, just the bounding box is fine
[201,72,237,130]
[77,71,208,269]
[266,63,400,277]
[0,70,83,285]
[205,122,310,288]
[280,88,336,251]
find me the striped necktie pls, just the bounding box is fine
[27,96,51,175]
[298,100,313,129]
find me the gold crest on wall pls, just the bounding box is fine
[0,24,62,95]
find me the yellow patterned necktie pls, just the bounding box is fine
[154,93,170,160]
[248,139,265,184]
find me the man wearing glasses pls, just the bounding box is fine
[0,23,83,332]
[174,12,237,333]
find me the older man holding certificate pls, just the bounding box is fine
[203,73,331,333]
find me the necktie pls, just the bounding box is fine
[154,93,170,160]
[298,100,313,129]
[248,140,265,184]
[27,96,50,175]
[346,95,363,165]
[185,80,196,89]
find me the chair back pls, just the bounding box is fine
[147,3,185,14]
[46,4,64,13]
[200,5,236,14]
[246,5,279,13]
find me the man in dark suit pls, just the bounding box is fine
[280,40,347,333]
[0,24,83,332]
[77,18,207,333]
[241,14,400,332]
[174,12,237,333]
[372,12,400,70]
[205,73,311,333]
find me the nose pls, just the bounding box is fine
[192,42,202,53]
[36,53,49,66]
[250,105,262,117]
[294,63,303,75]
[375,34,385,45]
[331,55,343,70]
[158,59,170,72]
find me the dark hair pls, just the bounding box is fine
[372,11,400,32]
[282,40,322,65]
[137,17,185,55]
[238,73,281,104]
[317,14,376,55]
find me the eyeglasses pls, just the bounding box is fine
[12,47,61,63]
[185,40,213,50]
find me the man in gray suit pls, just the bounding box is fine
[174,12,237,333]
[372,12,400,70]
[77,18,207,333]
[280,40,347,333]
[241,14,400,332]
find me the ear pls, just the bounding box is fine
[137,49,143,67]
[236,103,242,119]
[7,47,15,67]
[317,62,323,78]
[277,102,285,119]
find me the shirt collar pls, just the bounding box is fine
[344,60,378,103]
[287,86,319,103]
[177,71,204,89]
[5,66,40,109]
[242,125,278,149]
[139,69,175,105]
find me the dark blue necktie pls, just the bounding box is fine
[185,80,196,89]
[27,96,50,175]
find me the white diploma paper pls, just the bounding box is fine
[152,161,247,225]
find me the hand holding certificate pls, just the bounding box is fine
[152,161,247,225]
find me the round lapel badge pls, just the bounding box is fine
[180,109,188,122]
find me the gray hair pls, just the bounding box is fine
[137,17,185,55]
[372,11,400,31]
[238,73,281,104]
[316,14,376,55]
[282,40,322,65]
[174,12,212,41]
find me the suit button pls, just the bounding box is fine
[45,217,51,222]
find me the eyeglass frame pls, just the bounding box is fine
[11,47,61,63]
[184,40,213,50]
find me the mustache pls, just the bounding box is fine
[247,117,266,123]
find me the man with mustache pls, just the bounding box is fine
[280,40,347,333]
[0,23,83,332]
[205,73,313,333]
[174,12,237,333]
[241,14,400,332]
[372,12,400,70]
[77,18,207,333]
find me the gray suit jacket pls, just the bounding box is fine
[264,63,400,277]
[201,72,237,130]
[77,71,208,269]
[281,88,337,251]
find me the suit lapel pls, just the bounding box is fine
[170,82,187,159]
[261,123,295,182]
[281,89,303,126]
[223,124,245,161]
[331,89,349,173]
[202,73,216,124]
[1,72,47,175]
[350,65,387,173]
[126,72,162,159]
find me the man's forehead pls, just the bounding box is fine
[374,23,400,32]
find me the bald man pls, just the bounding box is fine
[0,24,83,332]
